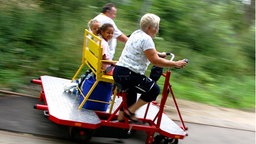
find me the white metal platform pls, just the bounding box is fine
[40,75,186,137]
[41,75,101,126]
[137,104,186,136]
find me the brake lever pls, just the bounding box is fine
[184,59,189,63]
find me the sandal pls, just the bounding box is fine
[124,109,138,123]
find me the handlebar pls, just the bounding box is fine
[166,52,175,61]
[150,52,188,81]
[166,52,189,63]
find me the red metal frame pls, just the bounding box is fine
[162,70,188,131]
[32,67,188,144]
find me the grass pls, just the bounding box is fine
[163,73,255,111]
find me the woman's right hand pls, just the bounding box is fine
[174,59,188,68]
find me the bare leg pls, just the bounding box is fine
[120,99,147,122]
[129,98,147,113]
[117,111,124,121]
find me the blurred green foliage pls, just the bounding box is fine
[0,0,254,110]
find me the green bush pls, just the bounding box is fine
[0,0,254,110]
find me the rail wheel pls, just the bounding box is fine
[153,135,178,144]
[69,127,94,143]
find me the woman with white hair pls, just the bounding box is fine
[113,13,187,122]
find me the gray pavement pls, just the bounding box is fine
[159,97,255,131]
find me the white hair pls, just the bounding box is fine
[140,13,160,31]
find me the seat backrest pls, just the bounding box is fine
[74,29,117,112]
[82,29,103,79]
[72,29,114,83]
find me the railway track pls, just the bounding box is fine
[0,90,255,144]
[0,130,76,144]
[0,89,254,132]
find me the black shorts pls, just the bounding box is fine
[113,66,160,103]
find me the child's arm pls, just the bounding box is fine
[102,54,117,65]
